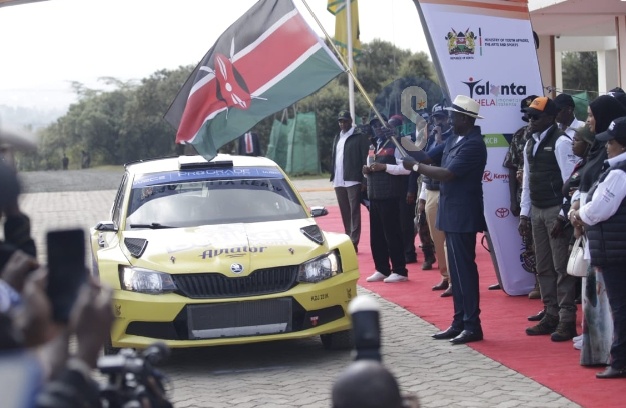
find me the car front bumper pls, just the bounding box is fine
[110,273,358,349]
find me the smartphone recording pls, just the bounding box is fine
[46,228,87,323]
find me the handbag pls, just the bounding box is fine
[567,235,589,277]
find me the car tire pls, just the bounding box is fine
[320,329,353,350]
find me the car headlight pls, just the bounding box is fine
[120,267,177,294]
[297,251,342,283]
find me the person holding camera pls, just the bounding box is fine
[0,159,117,408]
[331,295,420,408]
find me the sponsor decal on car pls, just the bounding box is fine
[200,246,268,259]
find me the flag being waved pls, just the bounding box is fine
[165,0,344,161]
[327,0,361,64]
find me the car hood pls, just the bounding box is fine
[120,219,327,275]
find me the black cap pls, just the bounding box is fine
[520,95,538,113]
[338,110,352,121]
[524,96,559,116]
[554,93,575,109]
[595,116,626,145]
[431,103,447,117]
[369,113,388,126]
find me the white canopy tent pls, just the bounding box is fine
[529,0,626,95]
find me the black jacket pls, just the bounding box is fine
[330,127,370,184]
[586,161,626,267]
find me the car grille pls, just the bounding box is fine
[172,266,299,298]
[187,299,292,339]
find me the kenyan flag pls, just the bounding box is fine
[164,0,345,161]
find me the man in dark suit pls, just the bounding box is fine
[237,131,262,156]
[403,95,487,344]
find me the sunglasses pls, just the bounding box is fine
[527,113,546,121]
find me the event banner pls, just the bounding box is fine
[413,0,542,295]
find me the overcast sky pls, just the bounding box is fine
[0,0,430,111]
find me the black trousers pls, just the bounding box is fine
[399,198,417,261]
[446,231,481,332]
[369,199,407,276]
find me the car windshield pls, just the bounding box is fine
[125,175,306,229]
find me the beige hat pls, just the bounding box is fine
[444,95,484,119]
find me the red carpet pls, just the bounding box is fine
[317,205,622,408]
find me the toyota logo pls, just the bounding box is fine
[495,208,510,218]
[230,263,244,274]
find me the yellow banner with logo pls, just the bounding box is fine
[327,0,361,71]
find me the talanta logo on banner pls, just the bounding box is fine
[413,0,543,295]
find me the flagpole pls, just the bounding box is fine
[299,0,410,157]
[345,0,355,122]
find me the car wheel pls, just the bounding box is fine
[320,329,353,350]
[103,338,120,356]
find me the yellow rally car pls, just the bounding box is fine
[91,154,359,353]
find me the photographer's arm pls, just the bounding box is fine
[35,281,113,408]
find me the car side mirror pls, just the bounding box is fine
[95,221,118,232]
[310,206,328,217]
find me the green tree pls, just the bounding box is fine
[27,40,434,172]
[562,51,598,96]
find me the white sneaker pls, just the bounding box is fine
[383,273,408,283]
[366,271,387,282]
[574,339,583,350]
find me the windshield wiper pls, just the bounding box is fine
[129,223,175,229]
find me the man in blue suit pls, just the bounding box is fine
[403,95,487,344]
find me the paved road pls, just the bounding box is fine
[16,169,578,408]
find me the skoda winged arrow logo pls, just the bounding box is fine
[230,263,244,274]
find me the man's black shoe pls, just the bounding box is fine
[440,287,453,297]
[432,280,449,291]
[596,366,626,379]
[488,283,501,290]
[527,309,546,322]
[432,327,462,340]
[450,330,484,344]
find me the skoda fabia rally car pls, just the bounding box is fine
[91,154,359,353]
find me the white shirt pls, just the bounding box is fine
[384,142,411,175]
[332,127,360,188]
[578,151,626,259]
[419,182,427,201]
[559,117,585,139]
[579,152,626,226]
[520,125,578,217]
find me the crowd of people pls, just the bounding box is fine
[332,89,626,377]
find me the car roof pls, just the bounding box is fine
[125,154,281,175]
